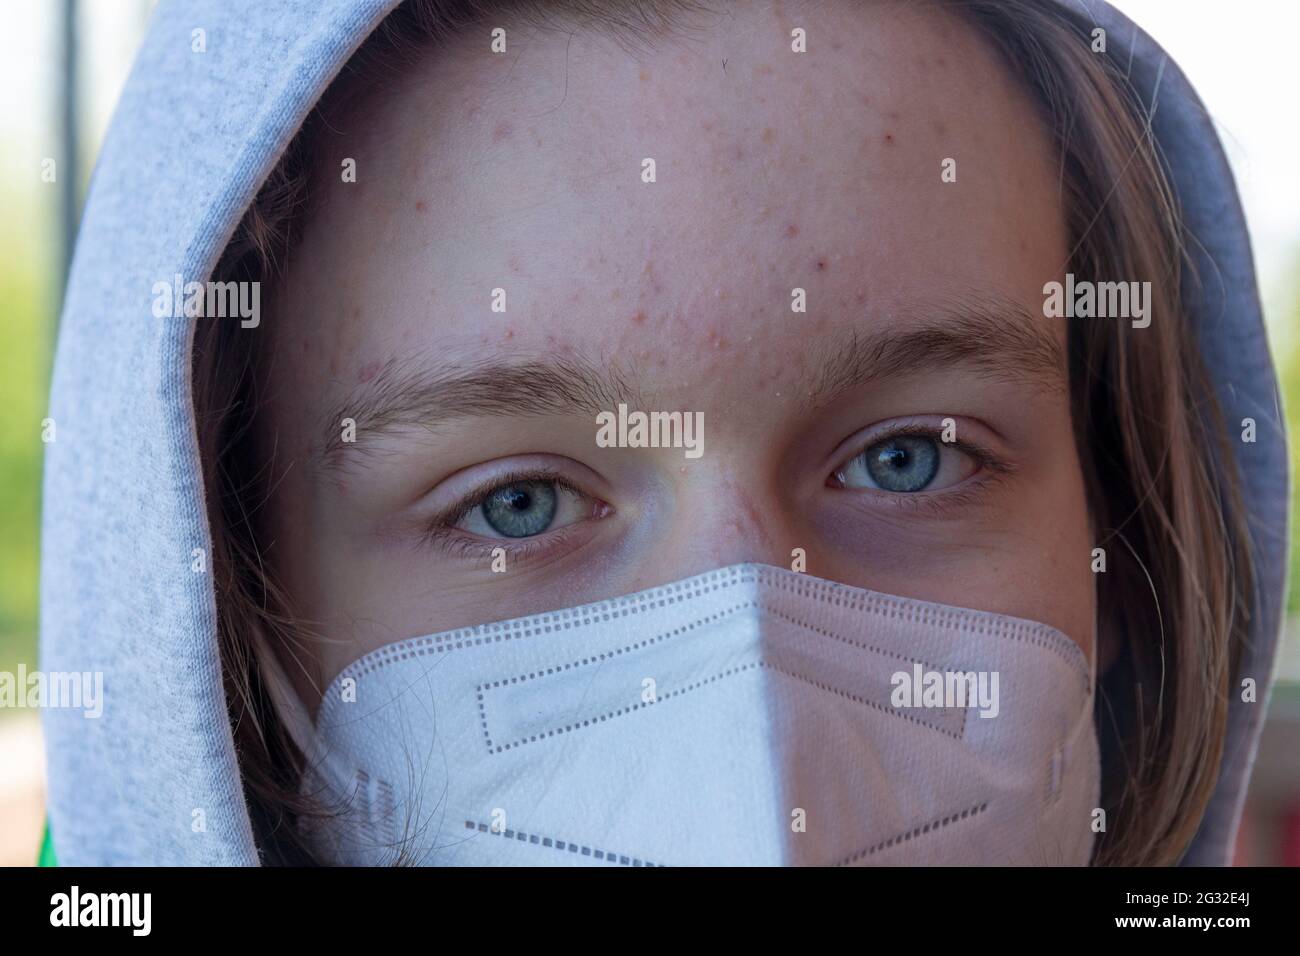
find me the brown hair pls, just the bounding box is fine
[195,0,1253,865]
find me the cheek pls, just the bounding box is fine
[947,473,1096,661]
[811,464,1095,660]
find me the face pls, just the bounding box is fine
[257,0,1094,706]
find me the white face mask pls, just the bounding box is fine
[300,563,1100,866]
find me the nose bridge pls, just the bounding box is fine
[660,466,797,573]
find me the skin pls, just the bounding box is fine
[255,0,1096,709]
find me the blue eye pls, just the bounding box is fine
[481,481,558,537]
[834,433,973,494]
[445,469,604,542]
[862,436,940,492]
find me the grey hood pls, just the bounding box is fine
[39,0,1287,865]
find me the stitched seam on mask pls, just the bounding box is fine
[349,771,398,852]
[761,662,968,740]
[475,599,756,751]
[833,802,990,866]
[476,600,941,705]
[754,568,1090,691]
[462,820,665,866]
[758,603,947,671]
[761,569,1085,673]
[323,564,1086,713]
[484,660,764,752]
[483,659,967,753]
[474,601,959,751]
[330,567,766,689]
[757,606,975,737]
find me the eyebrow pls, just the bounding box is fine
[806,297,1066,411]
[319,354,645,471]
[318,296,1065,473]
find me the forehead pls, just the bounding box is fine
[277,0,1066,409]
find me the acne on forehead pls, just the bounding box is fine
[284,1,1065,394]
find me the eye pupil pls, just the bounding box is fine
[864,436,939,492]
[877,446,910,470]
[483,480,558,537]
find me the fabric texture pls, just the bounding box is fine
[40,0,1286,865]
[304,564,1101,866]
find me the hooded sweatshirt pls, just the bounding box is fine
[39,0,1288,866]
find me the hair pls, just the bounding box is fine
[194,0,1254,865]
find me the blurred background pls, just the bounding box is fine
[1,0,1298,866]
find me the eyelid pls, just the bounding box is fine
[829,417,1012,484]
[418,461,611,559]
[418,454,610,519]
[857,421,1002,472]
[422,516,595,563]
[435,465,579,529]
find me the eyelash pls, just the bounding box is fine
[420,423,1012,555]
[829,422,1014,512]
[837,422,1009,478]
[419,466,597,558]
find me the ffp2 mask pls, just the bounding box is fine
[301,563,1100,866]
